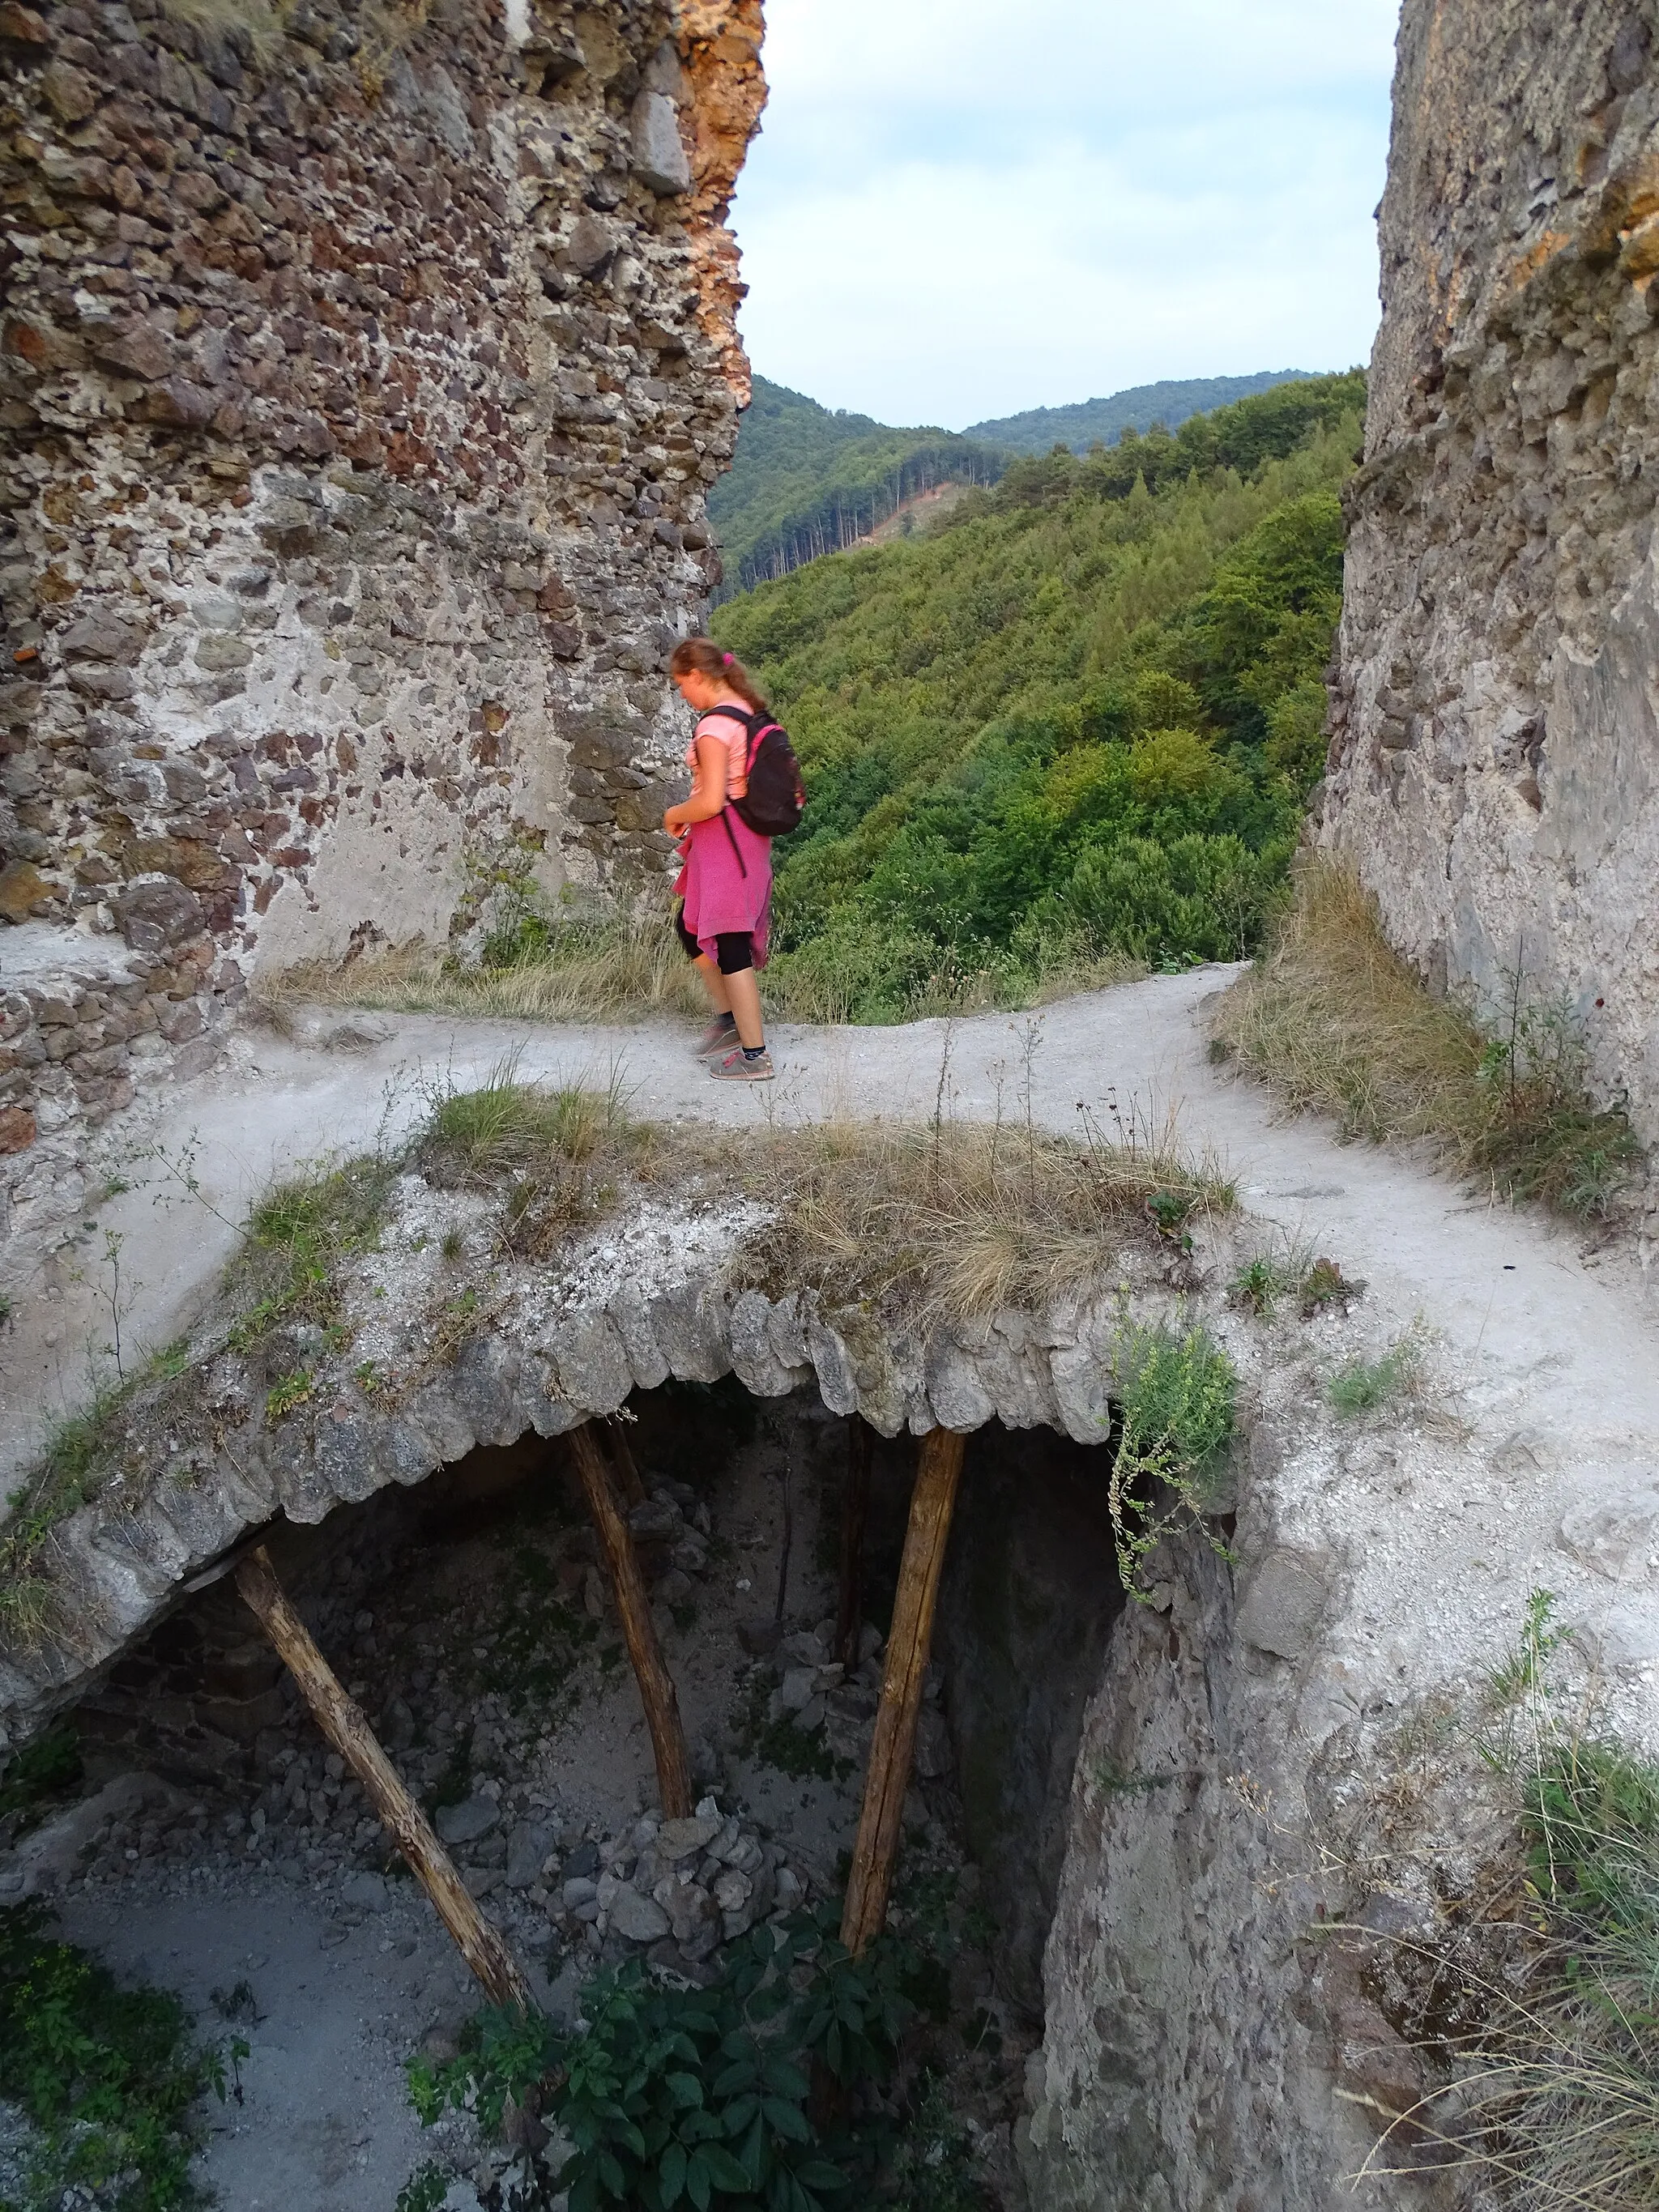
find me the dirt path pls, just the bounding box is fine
[6,966,1657,1492]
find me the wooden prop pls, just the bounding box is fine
[605,1423,648,1509]
[839,1426,966,1956]
[835,1415,872,1669]
[568,1420,694,1819]
[234,1545,532,2011]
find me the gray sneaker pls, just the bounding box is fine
[693,1017,739,1059]
[709,1046,774,1081]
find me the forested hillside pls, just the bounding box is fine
[711,372,1367,1023]
[707,378,1007,591]
[964,369,1318,455]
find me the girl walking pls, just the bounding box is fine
[664,637,777,1081]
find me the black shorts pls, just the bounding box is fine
[675,912,753,975]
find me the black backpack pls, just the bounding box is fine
[710,706,806,838]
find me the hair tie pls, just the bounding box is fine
[723,652,734,665]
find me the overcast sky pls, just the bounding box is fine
[727,0,1401,430]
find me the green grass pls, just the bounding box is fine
[225,1153,396,1353]
[1327,1331,1422,1417]
[0,1903,227,2212]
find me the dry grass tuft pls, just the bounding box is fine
[267,901,1145,1036]
[1213,859,1644,1221]
[1358,1600,1659,2208]
[266,906,708,1030]
[734,1108,1235,1321]
[416,1059,661,1261]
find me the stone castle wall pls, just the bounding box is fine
[1323,1,1659,1140]
[0,0,763,1266]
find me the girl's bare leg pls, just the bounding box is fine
[723,966,765,1050]
[694,955,733,1016]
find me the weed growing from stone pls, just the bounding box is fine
[0,1348,183,1650]
[0,1901,228,2212]
[889,2077,993,2212]
[1214,859,1644,1222]
[1105,1315,1237,1600]
[1327,1330,1423,1418]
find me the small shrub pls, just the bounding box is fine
[0,1901,228,2212]
[407,1909,919,2210]
[1107,1316,1237,1596]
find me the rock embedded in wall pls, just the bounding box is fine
[0,0,765,1264]
[1324,1,1659,1139]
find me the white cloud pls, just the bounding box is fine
[728,0,1399,427]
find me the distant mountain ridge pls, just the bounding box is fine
[710,370,1328,595]
[707,377,1007,592]
[965,371,1320,456]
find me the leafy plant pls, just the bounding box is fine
[1105,1316,1237,1596]
[407,1909,919,2211]
[889,2078,990,2212]
[0,1902,229,2212]
[264,1368,315,1421]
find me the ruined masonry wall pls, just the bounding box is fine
[1323,2,1659,1140]
[0,0,765,1265]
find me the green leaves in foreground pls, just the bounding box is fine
[0,1903,224,2212]
[407,1907,917,2211]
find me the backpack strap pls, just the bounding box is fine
[693,706,770,869]
[719,810,748,878]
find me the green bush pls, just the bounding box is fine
[713,375,1363,1021]
[407,1907,919,2211]
[0,1903,229,2212]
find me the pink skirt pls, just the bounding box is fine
[675,809,772,966]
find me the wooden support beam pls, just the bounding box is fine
[606,1422,648,1510]
[568,1420,693,1820]
[835,1414,872,1670]
[235,1545,533,2013]
[839,1426,966,1956]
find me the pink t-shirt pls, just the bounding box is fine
[688,705,752,799]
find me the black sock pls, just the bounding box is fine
[743,1043,766,1060]
[714,1012,736,1028]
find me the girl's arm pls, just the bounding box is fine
[663,732,729,836]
